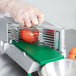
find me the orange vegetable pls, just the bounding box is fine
[67,53,76,59]
[69,47,76,55]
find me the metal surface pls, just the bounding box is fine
[5,43,40,73]
[59,29,76,57]
[40,58,76,76]
[0,17,19,43]
[0,19,8,42]
[0,54,25,76]
[0,54,39,76]
[64,29,76,56]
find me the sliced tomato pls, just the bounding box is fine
[20,29,39,43]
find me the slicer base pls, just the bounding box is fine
[12,40,64,65]
[5,43,40,74]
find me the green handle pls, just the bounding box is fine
[27,73,32,76]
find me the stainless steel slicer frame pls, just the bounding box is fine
[0,17,40,75]
[0,17,76,75]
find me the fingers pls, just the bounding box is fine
[22,9,39,27]
[37,12,44,24]
[23,11,39,27]
[35,8,44,24]
[29,8,44,25]
[16,8,44,27]
[16,15,24,26]
[8,0,44,27]
[28,9,38,25]
[24,12,32,27]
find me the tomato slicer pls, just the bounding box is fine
[1,17,75,76]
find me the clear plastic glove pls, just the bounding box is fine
[0,0,44,27]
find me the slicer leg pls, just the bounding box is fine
[27,73,32,76]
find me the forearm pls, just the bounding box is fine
[0,0,44,27]
[0,0,17,13]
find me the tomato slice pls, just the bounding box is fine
[20,29,39,43]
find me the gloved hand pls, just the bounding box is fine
[0,0,44,27]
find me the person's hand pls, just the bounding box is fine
[3,0,44,27]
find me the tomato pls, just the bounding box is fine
[67,53,76,59]
[69,47,76,54]
[20,29,39,43]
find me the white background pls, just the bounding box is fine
[21,0,76,29]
